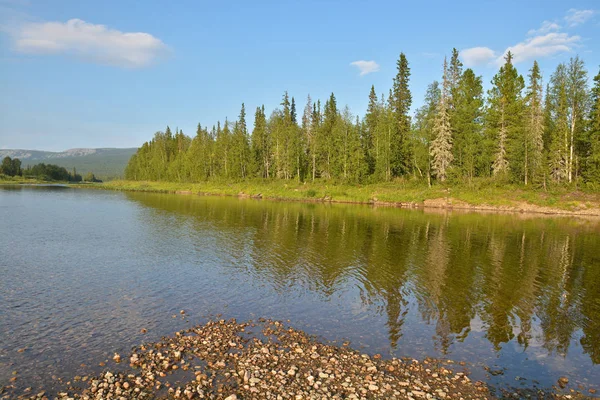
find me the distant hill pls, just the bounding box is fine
[0,148,137,180]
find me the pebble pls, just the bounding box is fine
[558,376,569,388]
[6,318,582,400]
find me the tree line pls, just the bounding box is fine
[125,50,600,188]
[0,156,102,182]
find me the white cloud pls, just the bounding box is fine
[350,60,380,76]
[527,20,561,35]
[498,32,580,65]
[461,12,584,68]
[565,9,596,27]
[8,18,168,68]
[459,47,497,67]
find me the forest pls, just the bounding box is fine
[125,49,600,189]
[0,156,102,182]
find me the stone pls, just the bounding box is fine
[558,376,569,388]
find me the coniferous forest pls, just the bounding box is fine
[125,50,600,189]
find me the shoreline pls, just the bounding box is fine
[71,180,600,218]
[3,319,592,399]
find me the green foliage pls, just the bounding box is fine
[486,52,525,180]
[452,69,484,180]
[390,53,412,175]
[123,50,600,189]
[1,156,22,176]
[584,67,600,183]
[22,162,81,181]
[84,172,102,182]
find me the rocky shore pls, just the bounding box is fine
[2,319,593,400]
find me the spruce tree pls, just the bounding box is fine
[585,68,600,183]
[251,106,269,178]
[391,53,412,176]
[487,52,525,178]
[453,69,484,180]
[523,61,544,185]
[448,48,463,110]
[430,58,454,182]
[566,56,588,182]
[320,93,338,179]
[310,101,322,181]
[413,81,441,185]
[364,85,378,175]
[301,96,313,180]
[547,64,569,182]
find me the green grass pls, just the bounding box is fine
[0,174,53,184]
[76,178,600,214]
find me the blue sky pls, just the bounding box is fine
[1,0,599,151]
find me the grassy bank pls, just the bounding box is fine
[0,175,58,185]
[79,179,600,215]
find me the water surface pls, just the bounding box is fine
[1,186,599,395]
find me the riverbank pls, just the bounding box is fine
[77,179,600,217]
[3,319,591,399]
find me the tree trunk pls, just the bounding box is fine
[569,109,575,183]
[524,140,528,186]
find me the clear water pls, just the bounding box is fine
[1,185,599,395]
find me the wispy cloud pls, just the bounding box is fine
[461,9,588,67]
[527,20,561,36]
[7,18,168,68]
[500,32,580,65]
[565,9,596,27]
[460,47,496,67]
[350,60,380,76]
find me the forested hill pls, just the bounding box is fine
[0,148,136,180]
[124,50,600,188]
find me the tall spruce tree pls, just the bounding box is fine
[523,61,545,185]
[453,69,484,180]
[448,48,463,110]
[430,57,454,182]
[320,93,338,179]
[251,105,269,178]
[310,100,322,181]
[487,52,525,178]
[301,95,313,180]
[391,53,412,176]
[364,85,378,175]
[566,56,588,182]
[547,64,569,182]
[413,81,441,185]
[585,68,600,183]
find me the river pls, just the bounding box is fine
[1,185,599,396]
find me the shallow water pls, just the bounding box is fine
[1,186,599,395]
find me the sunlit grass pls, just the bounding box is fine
[74,178,600,214]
